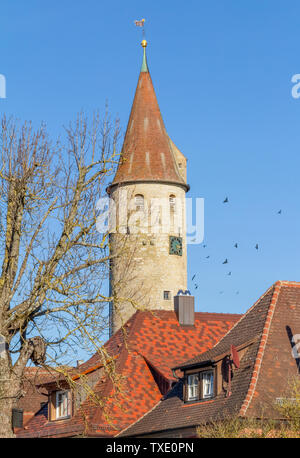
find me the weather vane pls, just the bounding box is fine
[134,18,146,40]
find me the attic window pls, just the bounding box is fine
[56,390,71,419]
[187,374,199,401]
[186,370,214,402]
[202,371,214,398]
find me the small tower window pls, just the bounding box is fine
[163,291,171,300]
[169,195,176,212]
[135,194,144,211]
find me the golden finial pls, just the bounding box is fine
[141,39,147,48]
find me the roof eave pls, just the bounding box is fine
[172,359,214,372]
[107,179,190,195]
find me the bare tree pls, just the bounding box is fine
[0,112,122,437]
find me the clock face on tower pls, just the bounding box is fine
[169,236,183,256]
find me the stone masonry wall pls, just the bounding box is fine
[109,182,188,334]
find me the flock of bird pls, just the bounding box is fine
[191,196,282,295]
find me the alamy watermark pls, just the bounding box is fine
[0,74,6,98]
[96,191,204,245]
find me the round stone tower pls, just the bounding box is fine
[107,40,189,335]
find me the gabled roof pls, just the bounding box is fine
[177,282,277,370]
[110,43,187,190]
[17,309,240,438]
[74,309,241,381]
[119,281,300,437]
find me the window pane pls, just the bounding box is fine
[56,391,70,418]
[202,372,213,398]
[63,394,68,417]
[187,374,199,400]
[163,291,170,300]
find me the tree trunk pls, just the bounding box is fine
[0,397,15,438]
[0,359,19,438]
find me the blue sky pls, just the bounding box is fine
[1,0,300,323]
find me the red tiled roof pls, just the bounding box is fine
[110,51,187,189]
[17,309,240,437]
[119,281,300,437]
[241,281,300,418]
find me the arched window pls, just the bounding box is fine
[169,195,176,212]
[135,194,144,211]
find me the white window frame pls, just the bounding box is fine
[56,390,71,419]
[186,370,214,402]
[187,374,199,401]
[201,370,214,399]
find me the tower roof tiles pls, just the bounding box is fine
[111,42,187,190]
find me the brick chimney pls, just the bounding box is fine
[174,290,195,326]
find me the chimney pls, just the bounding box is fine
[174,290,195,326]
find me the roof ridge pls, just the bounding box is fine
[277,280,300,287]
[124,310,141,338]
[203,282,278,355]
[126,309,146,337]
[239,281,282,416]
[103,310,140,354]
[176,282,279,369]
[140,353,173,382]
[194,311,242,317]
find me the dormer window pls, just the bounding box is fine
[135,194,144,211]
[53,390,71,420]
[187,374,199,401]
[202,371,214,398]
[186,369,214,402]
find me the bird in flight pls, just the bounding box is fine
[206,255,210,259]
[203,244,207,248]
[277,210,282,214]
[192,274,196,281]
[228,271,232,276]
[234,243,238,248]
[195,284,199,290]
[223,258,228,264]
[255,244,259,250]
[223,197,229,203]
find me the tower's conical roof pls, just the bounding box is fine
[111,40,187,190]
